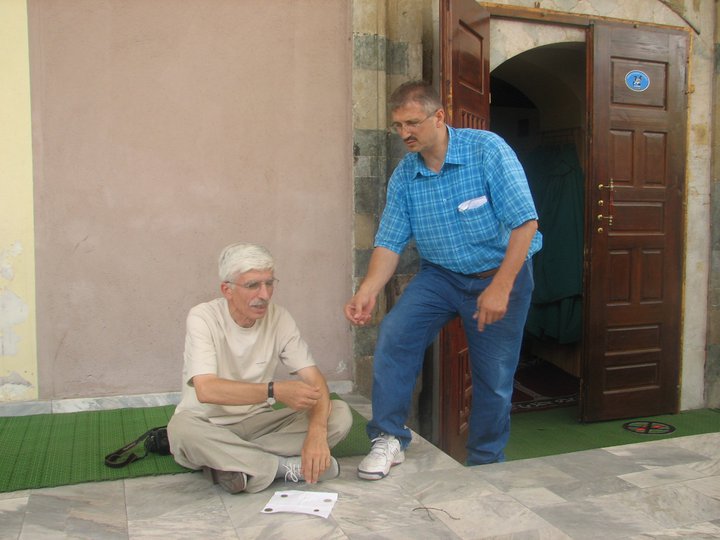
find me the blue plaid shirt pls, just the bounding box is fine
[375,127,542,274]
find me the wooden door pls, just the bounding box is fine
[583,23,687,421]
[438,0,489,463]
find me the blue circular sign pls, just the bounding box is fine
[625,70,650,92]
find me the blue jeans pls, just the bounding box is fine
[367,259,534,465]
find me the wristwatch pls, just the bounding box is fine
[266,381,276,406]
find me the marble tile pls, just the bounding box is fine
[332,490,442,536]
[664,433,720,459]
[237,520,350,540]
[545,475,637,501]
[624,522,720,539]
[394,436,464,478]
[686,475,720,500]
[0,400,51,416]
[428,492,561,539]
[345,523,462,539]
[596,483,720,529]
[51,392,181,413]
[533,496,664,539]
[506,486,567,508]
[0,495,28,540]
[603,441,712,469]
[397,466,501,506]
[0,489,29,501]
[469,458,576,491]
[619,463,709,488]
[686,457,720,477]
[540,448,647,479]
[125,473,237,539]
[19,481,127,539]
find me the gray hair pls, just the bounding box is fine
[388,80,442,115]
[218,243,275,282]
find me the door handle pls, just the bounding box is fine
[597,213,614,226]
[598,179,615,192]
[597,178,615,232]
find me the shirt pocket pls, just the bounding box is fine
[457,203,500,244]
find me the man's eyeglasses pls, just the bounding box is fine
[388,110,438,134]
[225,278,279,291]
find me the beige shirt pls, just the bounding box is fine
[174,298,315,424]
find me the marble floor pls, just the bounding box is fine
[2,394,720,539]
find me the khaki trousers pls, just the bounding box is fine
[168,401,353,493]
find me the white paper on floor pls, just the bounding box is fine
[261,490,338,519]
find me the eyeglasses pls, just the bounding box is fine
[388,110,438,134]
[225,278,278,291]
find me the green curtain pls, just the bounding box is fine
[524,144,584,344]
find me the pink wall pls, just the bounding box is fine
[28,0,353,399]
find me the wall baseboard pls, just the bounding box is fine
[0,380,354,417]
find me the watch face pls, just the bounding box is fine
[267,397,276,405]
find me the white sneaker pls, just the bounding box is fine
[283,456,340,484]
[357,435,405,480]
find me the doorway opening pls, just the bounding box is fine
[490,42,586,414]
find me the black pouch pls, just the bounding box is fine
[144,427,171,455]
[104,426,170,468]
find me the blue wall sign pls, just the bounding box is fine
[625,70,650,92]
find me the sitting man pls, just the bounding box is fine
[168,242,353,494]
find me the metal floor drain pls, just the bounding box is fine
[622,421,676,435]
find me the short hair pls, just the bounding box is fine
[388,80,443,115]
[218,243,275,282]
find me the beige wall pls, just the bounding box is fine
[27,0,353,399]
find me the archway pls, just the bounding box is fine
[490,43,586,411]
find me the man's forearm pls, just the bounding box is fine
[358,247,400,296]
[193,374,267,405]
[297,366,332,434]
[492,219,538,291]
[306,390,331,436]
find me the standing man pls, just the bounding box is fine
[169,242,353,494]
[345,81,542,479]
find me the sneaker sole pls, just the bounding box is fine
[357,451,405,481]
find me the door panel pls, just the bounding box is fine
[441,0,489,129]
[438,0,489,462]
[583,23,687,421]
[439,317,472,462]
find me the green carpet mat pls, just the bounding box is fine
[505,406,720,461]
[0,397,369,493]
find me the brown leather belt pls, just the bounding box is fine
[465,267,499,279]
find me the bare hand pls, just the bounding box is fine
[300,432,332,484]
[274,380,322,411]
[344,290,376,326]
[473,282,509,332]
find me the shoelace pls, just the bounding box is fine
[283,463,303,483]
[369,437,392,457]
